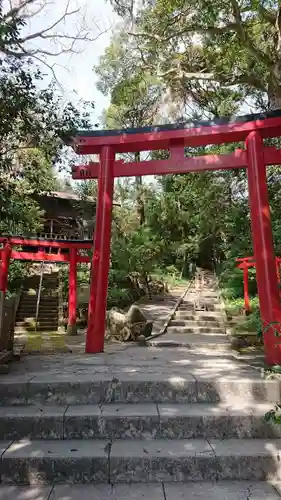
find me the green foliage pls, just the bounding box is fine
[111,0,281,109]
[0,53,92,245]
[265,404,281,425]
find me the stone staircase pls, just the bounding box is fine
[0,269,281,497]
[149,269,229,350]
[15,270,59,335]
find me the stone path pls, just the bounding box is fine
[2,271,281,498]
[0,482,281,499]
[148,269,229,350]
[13,282,189,355]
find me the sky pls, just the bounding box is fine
[5,0,118,125]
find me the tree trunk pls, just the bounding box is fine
[267,79,281,110]
[135,152,145,225]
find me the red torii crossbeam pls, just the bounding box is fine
[72,147,281,179]
[0,237,91,336]
[69,110,281,365]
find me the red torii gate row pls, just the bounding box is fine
[236,256,281,314]
[68,109,281,365]
[0,237,91,335]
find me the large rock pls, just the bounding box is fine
[105,305,153,342]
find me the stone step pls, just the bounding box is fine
[15,318,59,325]
[176,311,224,321]
[0,373,280,405]
[0,403,279,441]
[17,305,59,313]
[14,326,58,334]
[149,337,231,350]
[18,299,59,306]
[170,319,223,328]
[1,438,281,484]
[179,303,222,312]
[167,326,226,334]
[15,320,58,327]
[0,482,280,500]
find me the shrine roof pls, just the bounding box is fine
[75,110,281,137]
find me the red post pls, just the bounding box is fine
[0,242,12,294]
[67,247,77,336]
[86,146,115,353]
[246,131,281,365]
[0,242,12,334]
[243,264,250,314]
[276,257,281,283]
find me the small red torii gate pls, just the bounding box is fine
[0,237,91,335]
[236,256,281,314]
[68,110,281,365]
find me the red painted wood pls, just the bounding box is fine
[73,115,281,155]
[72,147,281,179]
[68,248,77,328]
[0,243,11,293]
[243,265,250,313]
[86,146,115,354]
[0,237,92,250]
[246,131,281,365]
[1,250,90,263]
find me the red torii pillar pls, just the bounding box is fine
[0,241,12,334]
[86,146,115,353]
[0,241,12,294]
[67,247,78,336]
[246,131,281,365]
[239,261,251,314]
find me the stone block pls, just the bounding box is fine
[50,484,165,500]
[210,438,281,481]
[0,406,65,440]
[64,405,101,439]
[110,439,217,483]
[196,378,281,404]
[1,439,109,484]
[157,403,281,439]
[103,403,159,439]
[0,486,52,500]
[26,375,111,405]
[157,403,229,439]
[117,373,198,404]
[164,481,281,499]
[0,377,32,405]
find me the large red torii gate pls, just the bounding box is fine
[69,110,281,365]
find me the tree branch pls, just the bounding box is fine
[230,0,274,70]
[256,4,276,25]
[130,23,238,43]
[2,0,36,21]
[276,3,281,55]
[1,0,107,64]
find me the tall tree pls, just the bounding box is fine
[0,57,92,235]
[110,0,281,111]
[96,32,163,224]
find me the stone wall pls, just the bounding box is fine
[0,293,21,352]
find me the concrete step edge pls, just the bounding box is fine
[2,438,281,484]
[0,375,279,405]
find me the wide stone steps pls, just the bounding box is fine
[1,374,280,405]
[178,303,222,312]
[168,324,226,334]
[1,437,281,484]
[171,318,223,327]
[149,334,230,349]
[1,482,280,499]
[175,315,224,325]
[0,403,279,441]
